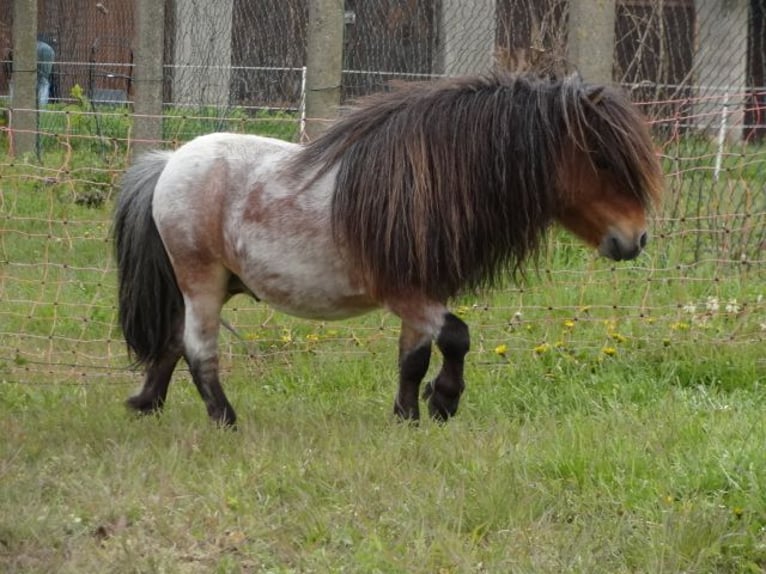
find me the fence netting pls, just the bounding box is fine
[1,0,764,386]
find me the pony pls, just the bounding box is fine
[114,72,663,427]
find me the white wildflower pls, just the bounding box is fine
[705,297,720,313]
[682,302,696,314]
[692,314,709,327]
[725,299,740,314]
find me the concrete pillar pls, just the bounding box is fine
[435,0,496,76]
[567,0,616,84]
[132,0,164,154]
[303,0,344,140]
[694,0,748,141]
[172,0,233,108]
[10,0,37,156]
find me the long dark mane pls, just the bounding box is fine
[293,73,661,300]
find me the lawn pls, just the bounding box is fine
[1,112,765,572]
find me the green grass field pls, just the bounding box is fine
[1,116,766,572]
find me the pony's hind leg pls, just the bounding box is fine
[394,322,432,421]
[423,312,470,421]
[126,336,183,415]
[182,284,237,427]
[125,308,184,416]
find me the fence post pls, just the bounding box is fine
[303,0,344,141]
[434,0,496,76]
[132,0,165,155]
[693,0,747,141]
[172,0,233,109]
[567,0,616,84]
[10,0,37,157]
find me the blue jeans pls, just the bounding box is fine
[37,77,50,107]
[36,41,55,108]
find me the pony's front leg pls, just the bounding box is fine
[423,312,470,421]
[394,322,432,421]
[183,293,237,427]
[388,301,469,422]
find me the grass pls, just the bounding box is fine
[3,355,766,572]
[1,125,766,571]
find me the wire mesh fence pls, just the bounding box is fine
[1,0,765,386]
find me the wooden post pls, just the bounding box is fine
[10,0,37,157]
[303,0,344,141]
[567,0,616,84]
[132,0,165,155]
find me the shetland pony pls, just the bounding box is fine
[114,73,663,427]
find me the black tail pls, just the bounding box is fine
[113,151,183,367]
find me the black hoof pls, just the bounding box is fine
[125,394,164,416]
[209,404,237,430]
[216,420,238,431]
[423,380,462,422]
[393,398,420,424]
[393,379,421,423]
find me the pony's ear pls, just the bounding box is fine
[586,86,606,105]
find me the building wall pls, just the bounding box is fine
[0,0,135,101]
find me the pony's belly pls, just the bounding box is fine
[239,260,378,321]
[252,281,378,321]
[266,293,379,321]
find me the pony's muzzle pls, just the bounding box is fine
[599,229,648,261]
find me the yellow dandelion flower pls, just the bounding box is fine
[602,346,617,356]
[563,319,575,329]
[306,333,320,342]
[533,342,550,354]
[610,332,628,343]
[494,344,508,357]
[455,305,470,317]
[670,321,690,331]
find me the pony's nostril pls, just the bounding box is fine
[639,231,648,249]
[611,235,621,259]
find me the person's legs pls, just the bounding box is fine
[36,41,54,108]
[37,76,49,107]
